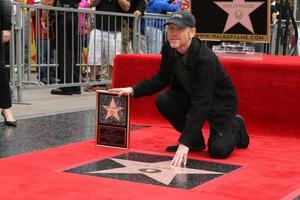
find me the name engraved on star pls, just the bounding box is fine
[139,168,162,173]
[223,3,256,9]
[96,90,130,149]
[98,125,127,147]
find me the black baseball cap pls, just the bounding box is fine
[164,10,196,29]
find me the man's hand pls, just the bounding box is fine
[133,10,142,19]
[2,31,11,44]
[88,0,101,7]
[108,87,134,97]
[171,143,189,167]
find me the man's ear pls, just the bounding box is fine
[190,27,196,38]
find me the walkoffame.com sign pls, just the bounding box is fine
[191,0,270,43]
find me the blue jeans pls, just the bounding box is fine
[37,39,56,84]
[146,26,163,54]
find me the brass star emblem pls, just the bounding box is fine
[103,98,123,121]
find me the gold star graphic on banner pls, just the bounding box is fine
[214,0,264,33]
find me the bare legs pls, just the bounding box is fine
[2,108,16,122]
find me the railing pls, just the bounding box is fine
[6,2,299,103]
[10,3,140,102]
[268,20,299,55]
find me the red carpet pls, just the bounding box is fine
[0,127,299,200]
[1,54,300,199]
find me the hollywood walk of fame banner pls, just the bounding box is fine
[96,90,130,149]
[191,0,270,43]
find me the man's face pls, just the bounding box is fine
[166,23,195,50]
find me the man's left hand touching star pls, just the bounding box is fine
[171,143,189,167]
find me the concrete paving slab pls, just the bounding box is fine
[9,88,97,120]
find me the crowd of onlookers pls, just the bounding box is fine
[2,0,288,90]
[0,0,190,126]
[5,0,190,92]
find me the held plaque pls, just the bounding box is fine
[96,90,130,149]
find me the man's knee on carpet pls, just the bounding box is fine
[208,144,234,159]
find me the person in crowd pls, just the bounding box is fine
[129,0,146,19]
[275,0,288,20]
[171,0,189,11]
[50,0,81,95]
[0,0,17,127]
[84,0,130,92]
[145,0,182,53]
[29,0,57,84]
[271,0,279,24]
[40,0,56,84]
[122,0,147,54]
[108,10,249,167]
[15,0,33,73]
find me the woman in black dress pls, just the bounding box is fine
[0,0,16,127]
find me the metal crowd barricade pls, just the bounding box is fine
[142,13,169,54]
[10,2,299,103]
[267,20,300,55]
[11,2,150,103]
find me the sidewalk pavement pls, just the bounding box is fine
[10,88,97,120]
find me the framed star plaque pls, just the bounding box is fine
[191,0,270,43]
[96,90,130,149]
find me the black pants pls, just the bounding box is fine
[57,12,80,92]
[156,89,240,159]
[0,64,11,109]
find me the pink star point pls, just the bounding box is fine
[103,98,123,121]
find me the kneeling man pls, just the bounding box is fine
[109,10,249,167]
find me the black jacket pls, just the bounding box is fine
[0,0,11,32]
[0,0,12,67]
[132,37,238,148]
[95,0,127,32]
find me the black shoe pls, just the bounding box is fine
[50,88,73,95]
[235,115,249,148]
[72,87,81,94]
[73,90,81,94]
[165,144,205,152]
[40,78,48,85]
[1,111,17,127]
[72,89,81,94]
[49,77,58,84]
